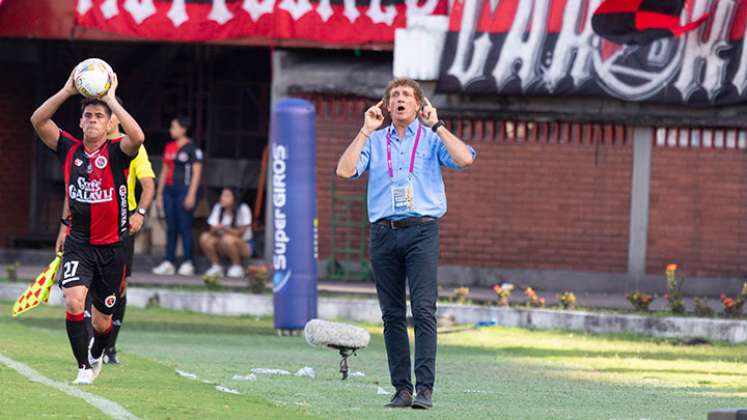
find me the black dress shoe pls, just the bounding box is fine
[385,389,413,408]
[412,388,433,409]
[103,348,119,365]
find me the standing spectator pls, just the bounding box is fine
[153,116,203,276]
[199,188,253,278]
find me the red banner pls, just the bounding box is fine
[74,0,447,44]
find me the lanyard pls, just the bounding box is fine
[386,124,422,178]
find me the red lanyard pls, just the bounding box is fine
[386,124,422,178]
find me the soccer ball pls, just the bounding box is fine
[73,58,113,98]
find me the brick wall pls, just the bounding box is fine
[311,95,633,273]
[647,128,747,277]
[0,63,33,247]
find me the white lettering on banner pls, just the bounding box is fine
[278,0,313,21]
[208,0,234,25]
[167,0,189,27]
[101,0,119,19]
[123,0,156,24]
[343,0,360,23]
[316,0,334,22]
[367,0,397,26]
[543,0,601,91]
[405,0,439,19]
[77,0,93,15]
[445,0,747,102]
[80,0,441,35]
[242,0,275,21]
[272,145,289,272]
[491,0,549,90]
[69,178,114,204]
[446,0,487,87]
[673,0,735,101]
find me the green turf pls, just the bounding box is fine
[1,301,746,419]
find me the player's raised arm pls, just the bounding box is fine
[30,69,78,151]
[103,73,145,157]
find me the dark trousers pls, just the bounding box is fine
[163,185,195,263]
[369,221,439,393]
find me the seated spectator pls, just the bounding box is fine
[199,188,253,278]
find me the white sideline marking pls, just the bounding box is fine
[0,352,139,420]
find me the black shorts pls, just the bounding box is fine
[123,232,134,278]
[59,239,126,315]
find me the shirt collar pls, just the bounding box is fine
[388,119,420,139]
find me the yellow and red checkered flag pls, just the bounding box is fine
[12,253,62,317]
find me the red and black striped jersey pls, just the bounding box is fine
[55,130,133,245]
[163,140,203,187]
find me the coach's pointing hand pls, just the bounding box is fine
[419,97,438,127]
[362,100,385,135]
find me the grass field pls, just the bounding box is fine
[1,301,746,419]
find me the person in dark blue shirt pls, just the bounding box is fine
[336,78,476,409]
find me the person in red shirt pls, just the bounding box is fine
[31,69,145,385]
[153,116,203,276]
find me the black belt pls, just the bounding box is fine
[374,216,436,229]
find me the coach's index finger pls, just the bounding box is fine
[423,97,433,108]
[375,100,384,109]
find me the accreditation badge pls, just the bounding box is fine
[392,181,415,213]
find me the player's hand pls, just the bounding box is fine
[63,68,78,97]
[419,97,438,127]
[362,100,385,134]
[129,213,144,234]
[103,72,119,104]
[55,227,66,253]
[183,194,196,211]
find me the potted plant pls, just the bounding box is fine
[664,264,686,314]
[558,291,577,310]
[246,264,270,294]
[626,291,654,311]
[524,287,545,308]
[493,283,514,307]
[453,287,470,304]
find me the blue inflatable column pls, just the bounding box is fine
[270,98,318,331]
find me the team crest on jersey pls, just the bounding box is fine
[74,158,83,167]
[95,156,108,169]
[104,294,117,308]
[178,152,189,162]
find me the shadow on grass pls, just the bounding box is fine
[5,316,278,336]
[496,346,744,363]
[597,367,744,377]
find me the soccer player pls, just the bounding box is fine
[55,96,155,365]
[32,70,145,384]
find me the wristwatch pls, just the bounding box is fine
[136,208,147,217]
[431,120,446,133]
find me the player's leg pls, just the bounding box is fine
[105,232,134,363]
[88,245,126,378]
[60,241,96,383]
[63,285,90,369]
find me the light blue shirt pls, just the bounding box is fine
[353,119,477,223]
